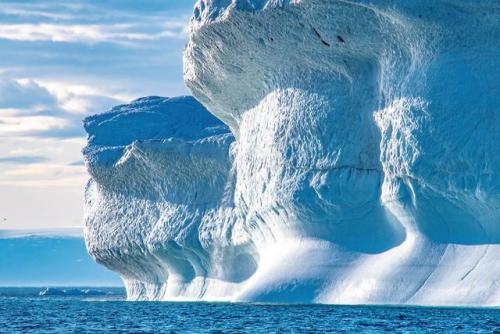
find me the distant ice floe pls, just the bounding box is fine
[38,288,107,297]
[83,0,500,305]
[0,228,82,239]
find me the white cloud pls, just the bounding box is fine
[0,79,57,110]
[0,77,132,138]
[0,155,47,164]
[0,138,88,189]
[3,163,85,177]
[0,7,75,21]
[0,176,87,188]
[0,108,26,117]
[0,0,193,228]
[9,146,63,156]
[0,163,87,188]
[33,79,133,114]
[0,136,86,168]
[0,115,70,136]
[0,22,188,44]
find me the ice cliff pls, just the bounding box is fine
[83,0,500,305]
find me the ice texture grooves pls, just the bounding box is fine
[84,1,500,305]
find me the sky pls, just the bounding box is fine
[0,0,195,229]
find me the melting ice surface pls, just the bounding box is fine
[83,0,500,305]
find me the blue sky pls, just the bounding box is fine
[0,1,195,229]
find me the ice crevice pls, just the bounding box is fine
[83,0,500,305]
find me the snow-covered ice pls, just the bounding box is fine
[83,0,500,305]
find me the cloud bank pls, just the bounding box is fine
[0,22,187,44]
[0,0,194,228]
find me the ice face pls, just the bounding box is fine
[83,96,243,300]
[186,0,500,243]
[84,1,500,304]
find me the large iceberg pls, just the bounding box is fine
[83,0,500,305]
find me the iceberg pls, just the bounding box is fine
[83,0,500,305]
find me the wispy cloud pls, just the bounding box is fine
[0,7,75,21]
[0,22,188,44]
[35,79,132,114]
[0,78,129,138]
[0,155,48,164]
[3,163,83,177]
[68,160,84,166]
[0,115,70,135]
[0,79,56,110]
[0,163,87,188]
[0,0,194,199]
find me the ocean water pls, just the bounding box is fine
[0,288,498,333]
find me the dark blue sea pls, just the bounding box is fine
[0,288,498,333]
